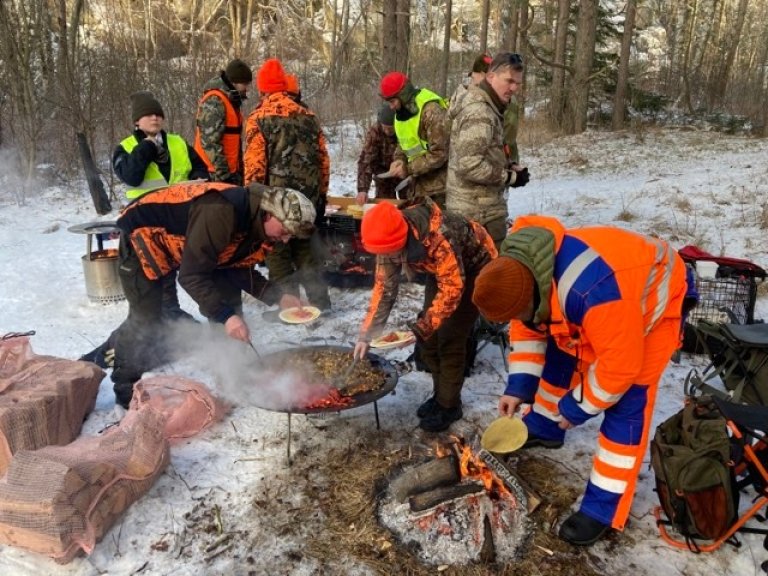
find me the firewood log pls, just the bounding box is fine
[389,454,460,503]
[408,482,484,513]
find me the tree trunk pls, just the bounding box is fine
[395,0,411,72]
[712,0,750,107]
[564,0,598,134]
[77,133,113,215]
[549,0,570,127]
[501,0,518,52]
[612,0,636,130]
[479,0,490,55]
[439,0,452,96]
[678,0,697,113]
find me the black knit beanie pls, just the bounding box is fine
[225,59,253,84]
[131,91,164,122]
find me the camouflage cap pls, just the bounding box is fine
[258,186,316,239]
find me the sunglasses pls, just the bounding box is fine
[489,52,524,71]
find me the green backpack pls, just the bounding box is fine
[650,396,739,544]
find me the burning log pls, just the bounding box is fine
[408,482,484,513]
[389,454,460,503]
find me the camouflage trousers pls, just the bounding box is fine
[265,235,331,309]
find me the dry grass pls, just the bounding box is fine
[285,431,608,576]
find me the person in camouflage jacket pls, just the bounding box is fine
[194,59,253,185]
[356,104,399,204]
[446,53,529,246]
[244,58,331,310]
[353,199,497,432]
[379,72,449,204]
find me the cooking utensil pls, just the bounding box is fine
[480,417,528,454]
[248,340,262,362]
[375,170,396,179]
[394,176,413,199]
[334,355,359,391]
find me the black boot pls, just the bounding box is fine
[558,511,611,546]
[419,403,463,432]
[416,396,440,418]
[521,433,564,450]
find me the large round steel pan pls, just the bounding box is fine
[257,345,398,415]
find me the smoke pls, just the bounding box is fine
[165,322,330,411]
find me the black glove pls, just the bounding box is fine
[314,195,327,226]
[510,167,529,188]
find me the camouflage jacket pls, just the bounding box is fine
[392,99,449,199]
[194,74,245,185]
[445,83,509,226]
[356,123,399,198]
[243,91,330,203]
[360,199,497,341]
[504,96,520,164]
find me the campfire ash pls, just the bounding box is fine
[377,439,533,566]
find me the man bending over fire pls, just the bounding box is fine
[353,200,497,432]
[88,181,315,408]
[471,215,689,546]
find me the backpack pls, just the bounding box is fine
[650,396,739,545]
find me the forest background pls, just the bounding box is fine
[0,0,767,204]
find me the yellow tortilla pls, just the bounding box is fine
[480,417,528,454]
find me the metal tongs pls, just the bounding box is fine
[334,355,359,391]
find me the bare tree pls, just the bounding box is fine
[612,0,637,130]
[564,0,598,134]
[479,0,490,55]
[439,0,452,96]
[549,0,571,126]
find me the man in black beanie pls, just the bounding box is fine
[112,90,209,322]
[194,59,253,185]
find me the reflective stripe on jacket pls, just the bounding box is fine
[394,89,446,162]
[120,134,193,199]
[502,215,687,423]
[194,88,243,177]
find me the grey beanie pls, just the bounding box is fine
[131,91,164,122]
[225,59,253,84]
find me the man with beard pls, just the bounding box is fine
[378,72,449,205]
[446,52,530,247]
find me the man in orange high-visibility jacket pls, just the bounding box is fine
[472,215,689,546]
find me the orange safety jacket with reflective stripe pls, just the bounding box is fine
[117,182,267,281]
[194,89,243,177]
[503,215,687,423]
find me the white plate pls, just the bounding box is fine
[278,306,321,324]
[370,331,416,349]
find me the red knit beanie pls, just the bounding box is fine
[379,72,409,99]
[472,256,535,322]
[361,202,409,254]
[257,58,287,93]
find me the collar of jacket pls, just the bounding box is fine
[478,80,507,114]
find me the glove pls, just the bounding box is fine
[510,167,529,188]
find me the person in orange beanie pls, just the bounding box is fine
[472,215,690,546]
[354,199,497,432]
[244,58,332,315]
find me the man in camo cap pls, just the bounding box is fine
[82,181,315,408]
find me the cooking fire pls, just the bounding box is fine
[377,438,533,566]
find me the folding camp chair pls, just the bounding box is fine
[685,320,768,407]
[655,397,768,553]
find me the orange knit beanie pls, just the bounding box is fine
[257,58,287,93]
[472,256,535,322]
[285,73,300,96]
[361,202,409,254]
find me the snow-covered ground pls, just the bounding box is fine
[1,128,767,575]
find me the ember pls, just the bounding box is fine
[303,387,355,410]
[378,438,533,566]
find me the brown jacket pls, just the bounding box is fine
[357,123,399,198]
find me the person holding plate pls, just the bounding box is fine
[353,200,497,432]
[87,181,316,409]
[471,215,691,546]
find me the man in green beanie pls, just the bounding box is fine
[356,104,399,205]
